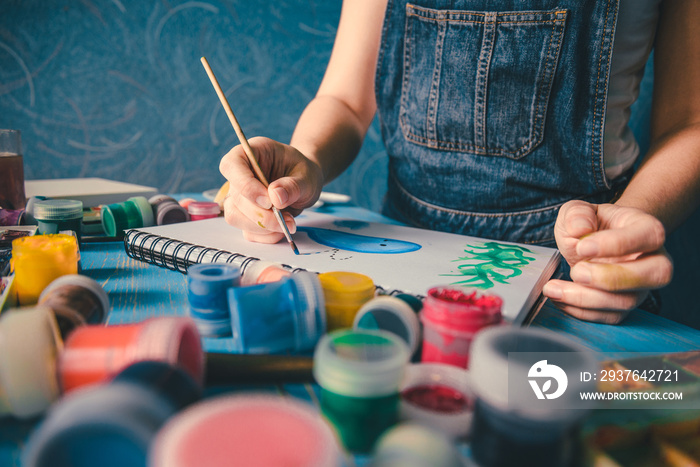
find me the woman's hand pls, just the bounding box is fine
[219,136,324,243]
[544,200,673,324]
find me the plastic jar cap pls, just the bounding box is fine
[354,296,421,356]
[289,272,326,350]
[469,327,598,423]
[187,201,220,216]
[39,274,110,324]
[399,363,474,439]
[372,424,464,467]
[0,306,63,418]
[33,199,83,220]
[156,202,190,225]
[128,196,155,227]
[318,271,375,304]
[149,394,341,467]
[101,202,142,236]
[188,263,240,284]
[313,329,410,397]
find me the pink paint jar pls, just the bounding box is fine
[420,286,502,369]
[58,316,204,393]
[150,394,341,467]
[187,201,220,221]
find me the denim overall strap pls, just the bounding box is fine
[376,0,622,245]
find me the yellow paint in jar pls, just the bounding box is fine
[318,271,375,330]
[11,234,79,306]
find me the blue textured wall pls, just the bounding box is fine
[0,0,388,211]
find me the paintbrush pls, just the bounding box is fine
[200,56,299,255]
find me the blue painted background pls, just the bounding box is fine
[0,0,387,211]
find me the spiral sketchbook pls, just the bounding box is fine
[124,211,561,324]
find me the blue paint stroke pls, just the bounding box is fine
[297,227,421,254]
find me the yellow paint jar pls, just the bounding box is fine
[318,271,375,330]
[11,234,79,306]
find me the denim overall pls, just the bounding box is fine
[377,0,625,246]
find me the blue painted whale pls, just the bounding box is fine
[297,226,421,254]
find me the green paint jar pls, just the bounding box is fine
[313,329,410,453]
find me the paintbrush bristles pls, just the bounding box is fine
[200,57,270,187]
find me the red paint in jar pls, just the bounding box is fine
[420,286,502,368]
[401,384,471,414]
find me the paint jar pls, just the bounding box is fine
[0,306,62,419]
[178,198,197,210]
[187,263,240,337]
[23,360,201,467]
[469,327,598,467]
[150,394,341,467]
[100,196,154,237]
[59,316,204,393]
[228,271,326,353]
[313,329,410,453]
[38,274,110,339]
[11,233,79,306]
[187,201,220,221]
[353,294,423,357]
[149,194,190,225]
[33,199,84,240]
[420,286,502,368]
[318,271,375,330]
[399,363,473,439]
[240,260,292,286]
[370,423,464,467]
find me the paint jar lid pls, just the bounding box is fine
[399,363,474,439]
[156,201,190,225]
[289,272,326,350]
[101,201,143,236]
[313,329,410,397]
[39,274,110,325]
[371,424,464,467]
[33,199,83,220]
[128,196,155,227]
[187,201,220,217]
[0,306,63,418]
[469,327,598,425]
[318,271,375,304]
[354,296,422,356]
[149,394,341,467]
[22,374,178,467]
[422,286,502,330]
[240,260,291,286]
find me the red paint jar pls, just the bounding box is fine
[58,316,204,393]
[420,286,502,368]
[187,201,220,221]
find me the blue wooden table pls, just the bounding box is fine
[2,201,700,466]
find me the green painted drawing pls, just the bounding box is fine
[441,242,536,289]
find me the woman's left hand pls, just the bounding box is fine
[543,200,673,324]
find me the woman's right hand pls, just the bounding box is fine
[218,136,324,243]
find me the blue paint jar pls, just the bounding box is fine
[227,272,326,353]
[187,263,240,337]
[23,360,201,467]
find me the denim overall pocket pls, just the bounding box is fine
[399,5,568,159]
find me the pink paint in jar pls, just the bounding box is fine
[420,286,502,369]
[187,201,220,221]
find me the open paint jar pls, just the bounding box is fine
[399,363,474,439]
[11,233,79,306]
[38,274,110,338]
[187,201,220,221]
[0,306,62,418]
[149,394,340,467]
[313,329,410,453]
[420,286,502,368]
[24,361,201,467]
[187,263,240,338]
[469,327,598,467]
[228,272,325,353]
[240,260,292,286]
[58,316,204,393]
[318,271,375,330]
[33,199,83,240]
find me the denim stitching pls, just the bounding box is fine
[474,12,497,149]
[426,20,445,143]
[400,8,566,158]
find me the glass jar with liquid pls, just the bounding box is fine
[0,129,26,210]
